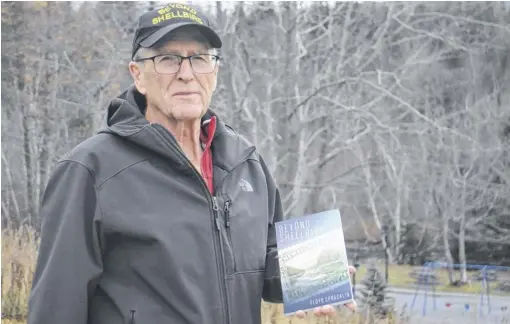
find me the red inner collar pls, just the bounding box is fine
[200,116,216,193]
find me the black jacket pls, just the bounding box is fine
[28,86,284,324]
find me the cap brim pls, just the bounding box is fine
[140,22,222,49]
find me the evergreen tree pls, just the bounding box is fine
[360,265,389,318]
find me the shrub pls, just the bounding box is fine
[1,226,39,322]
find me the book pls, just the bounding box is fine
[275,209,354,316]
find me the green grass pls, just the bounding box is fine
[354,262,510,296]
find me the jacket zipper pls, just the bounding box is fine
[149,124,230,324]
[130,310,135,324]
[223,198,234,270]
[224,199,231,228]
[212,195,230,323]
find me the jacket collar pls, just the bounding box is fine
[98,85,255,171]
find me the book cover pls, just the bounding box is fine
[275,209,354,316]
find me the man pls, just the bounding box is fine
[28,3,355,324]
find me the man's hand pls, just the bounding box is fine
[295,266,357,319]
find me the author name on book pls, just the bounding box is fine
[310,292,352,306]
[278,219,322,244]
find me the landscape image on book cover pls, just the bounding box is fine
[275,209,353,315]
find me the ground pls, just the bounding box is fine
[354,262,510,296]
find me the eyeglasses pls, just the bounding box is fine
[135,54,220,74]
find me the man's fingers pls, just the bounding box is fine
[345,301,357,313]
[294,307,328,318]
[295,303,356,318]
[320,305,335,315]
[295,310,306,318]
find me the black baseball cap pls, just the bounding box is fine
[132,3,222,59]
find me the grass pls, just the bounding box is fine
[1,226,39,323]
[2,226,508,323]
[1,226,395,324]
[354,263,510,296]
[260,302,402,324]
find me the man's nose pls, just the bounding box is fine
[177,58,194,81]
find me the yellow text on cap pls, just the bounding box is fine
[158,3,197,15]
[152,10,203,25]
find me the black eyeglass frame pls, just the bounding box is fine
[134,53,221,74]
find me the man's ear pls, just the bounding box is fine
[129,62,147,95]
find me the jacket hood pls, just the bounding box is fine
[98,85,255,171]
[101,84,151,136]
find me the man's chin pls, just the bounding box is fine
[170,105,206,121]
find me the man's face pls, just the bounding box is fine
[130,39,218,121]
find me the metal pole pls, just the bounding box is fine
[352,272,356,298]
[352,254,360,299]
[411,278,421,311]
[480,267,485,318]
[383,225,389,283]
[486,268,491,314]
[423,268,429,317]
[432,276,437,311]
[385,252,389,283]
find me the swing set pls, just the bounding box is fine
[410,261,510,317]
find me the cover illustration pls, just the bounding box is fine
[275,209,354,315]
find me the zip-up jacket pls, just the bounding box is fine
[27,85,284,324]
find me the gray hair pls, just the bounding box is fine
[132,26,219,62]
[132,47,156,62]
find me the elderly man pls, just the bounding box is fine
[27,3,355,324]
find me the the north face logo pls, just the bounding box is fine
[239,179,253,192]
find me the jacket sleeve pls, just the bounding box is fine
[28,160,103,324]
[260,157,284,303]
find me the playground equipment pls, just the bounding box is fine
[410,261,510,317]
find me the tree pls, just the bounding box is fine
[360,264,390,319]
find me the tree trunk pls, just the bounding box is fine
[282,2,306,216]
[442,215,455,284]
[434,191,454,284]
[458,212,468,282]
[22,106,35,225]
